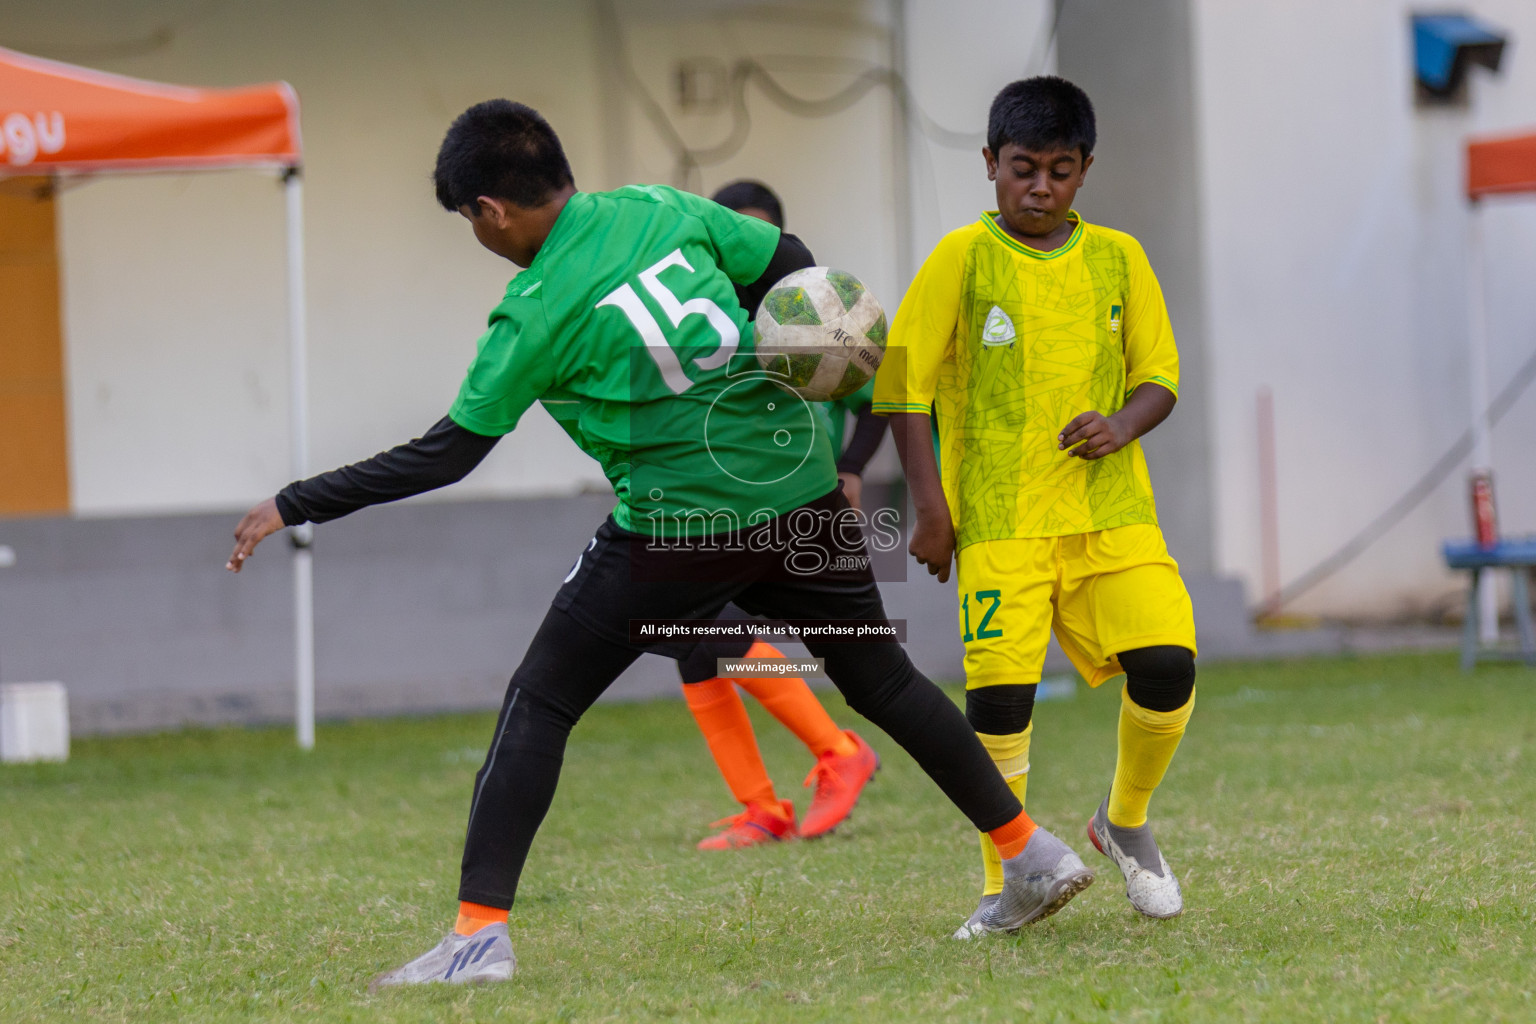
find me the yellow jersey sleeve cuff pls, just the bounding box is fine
[1127,375,1179,400]
[870,401,931,416]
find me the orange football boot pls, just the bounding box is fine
[799,730,879,838]
[696,798,798,850]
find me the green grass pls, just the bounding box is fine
[3,653,1534,1023]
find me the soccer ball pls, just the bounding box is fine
[753,267,887,402]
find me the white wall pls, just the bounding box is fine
[1193,0,1536,616]
[13,0,1051,514]
[901,0,1057,270]
[24,0,617,514]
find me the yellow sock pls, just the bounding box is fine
[1108,685,1194,828]
[975,724,1032,896]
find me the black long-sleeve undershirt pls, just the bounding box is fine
[734,231,814,318]
[275,231,818,528]
[275,416,498,526]
[835,404,887,476]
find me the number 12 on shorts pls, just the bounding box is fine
[961,589,1004,643]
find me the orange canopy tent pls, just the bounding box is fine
[0,46,299,172]
[0,46,317,748]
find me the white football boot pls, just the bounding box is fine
[370,922,515,990]
[975,826,1094,933]
[1087,797,1183,919]
[951,892,1001,940]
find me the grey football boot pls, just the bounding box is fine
[1087,797,1183,919]
[976,826,1094,933]
[951,892,1001,940]
[370,922,515,990]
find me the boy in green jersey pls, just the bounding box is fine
[227,101,1088,987]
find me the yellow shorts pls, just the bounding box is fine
[955,524,1197,689]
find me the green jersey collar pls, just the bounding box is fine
[982,210,1083,260]
[528,192,594,271]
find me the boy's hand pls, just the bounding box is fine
[227,498,285,573]
[909,512,956,583]
[837,471,863,512]
[1057,410,1133,460]
[1058,384,1177,460]
[888,411,954,582]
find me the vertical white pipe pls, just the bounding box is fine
[1467,200,1498,644]
[1255,387,1280,612]
[286,169,316,750]
[888,0,915,292]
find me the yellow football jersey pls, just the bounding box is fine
[872,212,1179,547]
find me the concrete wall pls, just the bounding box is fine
[0,488,971,735]
[0,491,1274,737]
[1056,0,1216,577]
[15,0,617,514]
[14,0,1532,639]
[8,0,1054,518]
[1192,0,1536,617]
[899,0,1057,270]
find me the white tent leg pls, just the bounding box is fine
[1467,201,1498,646]
[285,168,315,749]
[294,536,314,748]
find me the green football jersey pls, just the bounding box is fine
[449,185,837,538]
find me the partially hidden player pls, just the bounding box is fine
[670,180,886,851]
[225,100,1090,987]
[873,76,1198,936]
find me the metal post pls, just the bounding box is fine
[1256,387,1281,612]
[285,167,315,750]
[1467,200,1498,645]
[888,0,915,293]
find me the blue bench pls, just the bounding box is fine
[1442,538,1536,669]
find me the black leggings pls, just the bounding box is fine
[459,606,1023,907]
[457,497,1025,909]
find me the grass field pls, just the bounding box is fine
[3,652,1534,1023]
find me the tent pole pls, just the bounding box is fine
[1466,198,1498,645]
[284,167,315,750]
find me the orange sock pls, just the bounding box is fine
[681,677,782,814]
[455,901,507,936]
[987,810,1037,860]
[733,641,858,759]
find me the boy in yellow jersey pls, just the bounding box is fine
[873,76,1197,934]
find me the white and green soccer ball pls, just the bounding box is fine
[753,267,887,402]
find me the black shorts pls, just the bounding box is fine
[551,488,886,661]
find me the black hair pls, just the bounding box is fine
[986,76,1096,159]
[433,100,574,212]
[710,179,784,229]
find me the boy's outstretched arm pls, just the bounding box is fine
[226,416,500,572]
[1057,382,1176,460]
[890,411,955,583]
